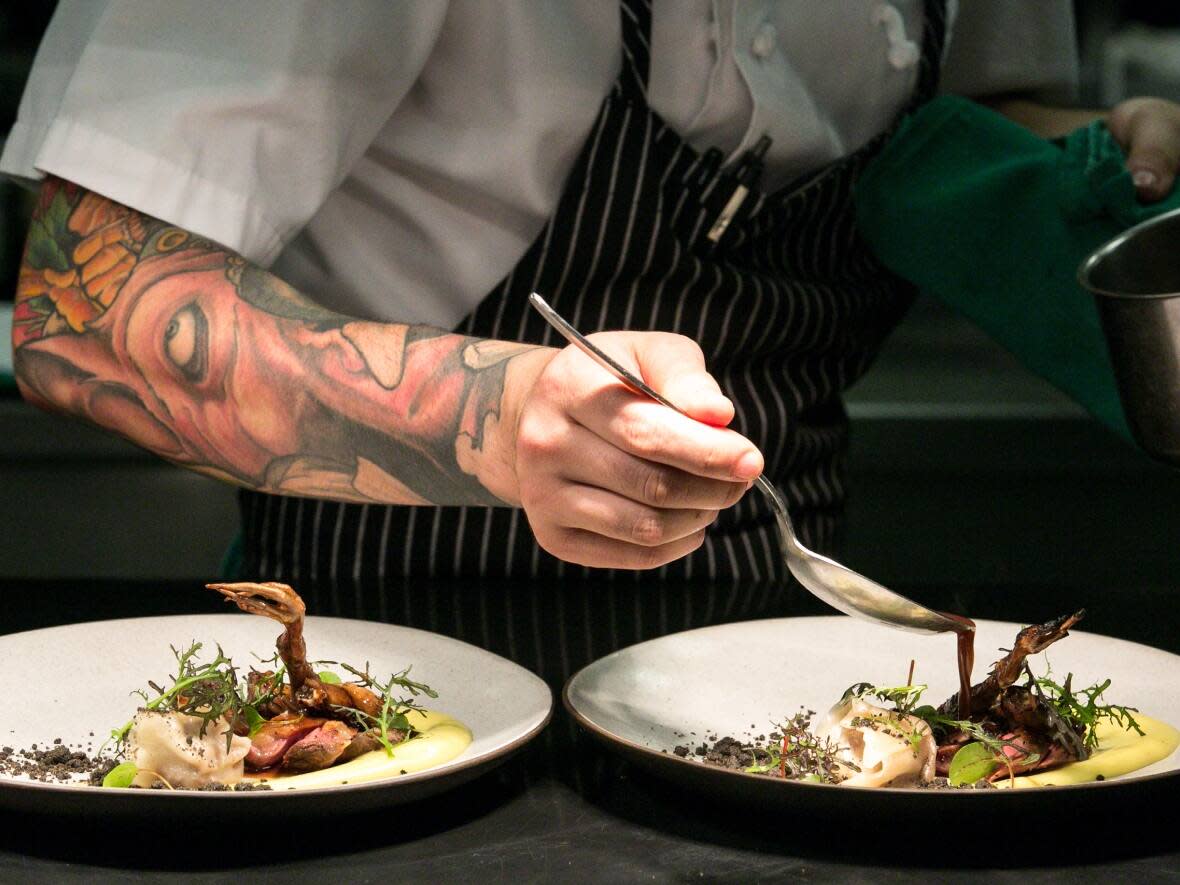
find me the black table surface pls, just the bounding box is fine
[2,577,1178,883]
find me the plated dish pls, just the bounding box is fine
[0,596,552,818]
[564,616,1180,812]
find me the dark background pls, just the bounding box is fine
[0,4,55,299]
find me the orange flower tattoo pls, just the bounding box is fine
[14,183,147,345]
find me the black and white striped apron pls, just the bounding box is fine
[241,0,947,588]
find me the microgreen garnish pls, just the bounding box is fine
[331,662,438,755]
[241,705,266,737]
[1031,668,1142,750]
[109,642,258,751]
[101,761,138,788]
[840,682,930,718]
[947,742,999,786]
[245,666,285,710]
[940,722,1041,785]
[743,710,858,782]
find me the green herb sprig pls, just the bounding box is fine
[1032,669,1143,750]
[744,710,858,783]
[109,642,259,751]
[330,662,438,756]
[840,681,929,717]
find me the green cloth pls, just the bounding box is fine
[855,95,1180,441]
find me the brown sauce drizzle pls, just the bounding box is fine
[940,612,976,720]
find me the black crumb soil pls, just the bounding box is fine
[0,740,106,784]
[1,741,273,791]
[680,733,996,790]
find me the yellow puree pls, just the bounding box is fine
[239,709,472,791]
[998,713,1179,789]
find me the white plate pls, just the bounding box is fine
[564,616,1180,816]
[0,615,552,818]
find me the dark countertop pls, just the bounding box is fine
[2,577,1179,883]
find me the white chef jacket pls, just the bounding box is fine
[1,0,1078,330]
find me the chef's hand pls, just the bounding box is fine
[511,332,761,569]
[985,94,1180,203]
[1108,97,1180,203]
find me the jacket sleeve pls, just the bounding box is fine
[1,0,448,266]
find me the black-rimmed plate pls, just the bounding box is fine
[564,616,1180,820]
[0,615,552,818]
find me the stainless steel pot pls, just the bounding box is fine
[1079,206,1180,465]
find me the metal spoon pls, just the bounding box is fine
[528,292,962,635]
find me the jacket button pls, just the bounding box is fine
[751,22,777,59]
[873,3,919,69]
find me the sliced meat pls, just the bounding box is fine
[336,728,408,764]
[281,721,357,772]
[978,728,1077,781]
[934,728,1046,781]
[246,715,328,770]
[991,739,1076,779]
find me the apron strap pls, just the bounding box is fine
[616,0,653,101]
[910,0,949,108]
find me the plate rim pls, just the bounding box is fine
[0,613,555,802]
[562,614,1180,797]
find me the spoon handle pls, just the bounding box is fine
[528,293,679,411]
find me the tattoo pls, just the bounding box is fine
[13,178,538,506]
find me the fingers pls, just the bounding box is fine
[556,421,750,510]
[529,521,710,570]
[516,410,748,570]
[572,388,762,481]
[617,331,736,426]
[514,328,763,570]
[1109,97,1180,203]
[542,482,719,547]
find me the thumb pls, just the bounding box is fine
[629,332,735,426]
[1109,98,1180,203]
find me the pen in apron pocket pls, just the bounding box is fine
[706,135,772,248]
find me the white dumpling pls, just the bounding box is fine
[820,697,936,788]
[127,710,251,788]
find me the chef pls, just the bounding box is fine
[5,0,1180,589]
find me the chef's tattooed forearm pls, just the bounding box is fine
[13,178,539,506]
